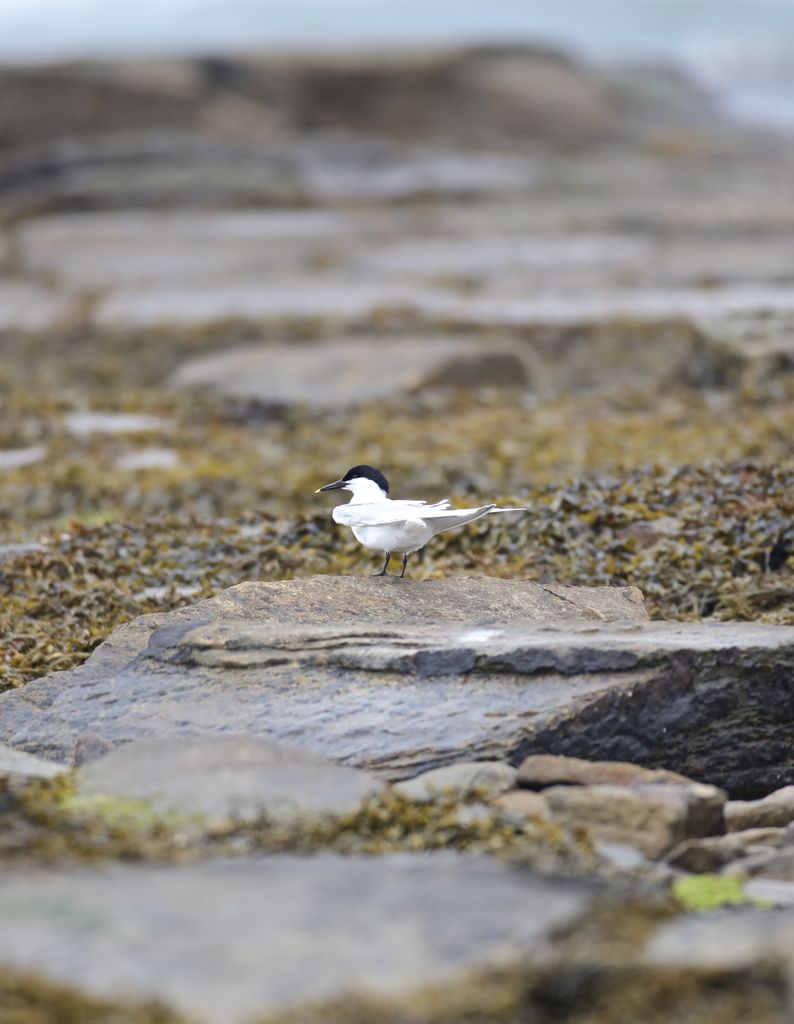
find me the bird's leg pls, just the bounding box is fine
[400,553,409,578]
[374,552,391,576]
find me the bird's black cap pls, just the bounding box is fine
[317,464,390,494]
[342,465,389,492]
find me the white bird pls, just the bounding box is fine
[316,464,526,578]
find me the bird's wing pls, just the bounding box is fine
[423,504,528,535]
[396,498,451,510]
[420,505,497,534]
[334,500,525,530]
[333,500,432,527]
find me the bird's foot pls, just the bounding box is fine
[373,570,391,577]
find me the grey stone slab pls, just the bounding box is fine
[0,744,66,782]
[744,879,794,907]
[643,910,794,972]
[170,337,533,407]
[0,854,589,1024]
[1,579,793,798]
[15,210,364,288]
[76,736,381,824]
[0,446,46,471]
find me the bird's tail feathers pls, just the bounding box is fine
[488,506,528,514]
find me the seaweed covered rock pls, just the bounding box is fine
[76,736,382,826]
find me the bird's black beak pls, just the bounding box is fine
[316,479,346,493]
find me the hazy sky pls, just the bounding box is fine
[0,0,793,82]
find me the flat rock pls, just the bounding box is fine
[170,337,533,407]
[91,278,447,329]
[0,854,589,1023]
[62,410,172,437]
[643,909,794,973]
[666,829,786,874]
[117,575,649,627]
[0,744,66,783]
[2,578,793,798]
[517,754,693,790]
[0,446,46,471]
[116,447,180,471]
[744,879,794,907]
[0,542,46,562]
[420,282,794,328]
[725,787,794,832]
[0,279,73,331]
[393,761,517,802]
[15,210,363,288]
[542,782,725,859]
[76,736,381,825]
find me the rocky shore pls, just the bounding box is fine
[1,44,794,1023]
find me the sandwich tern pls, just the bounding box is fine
[316,464,526,577]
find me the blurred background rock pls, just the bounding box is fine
[1,0,793,688]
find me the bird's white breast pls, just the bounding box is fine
[352,519,434,554]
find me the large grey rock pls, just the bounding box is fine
[76,736,381,825]
[0,854,589,1023]
[1,578,793,797]
[171,337,533,407]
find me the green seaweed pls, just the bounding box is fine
[673,874,750,912]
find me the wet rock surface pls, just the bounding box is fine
[0,579,791,798]
[0,854,590,1023]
